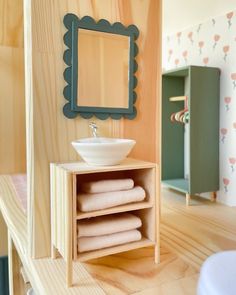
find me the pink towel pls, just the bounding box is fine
[80,178,134,194]
[77,186,146,212]
[78,229,142,253]
[78,213,142,237]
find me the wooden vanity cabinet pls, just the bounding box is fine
[50,158,159,287]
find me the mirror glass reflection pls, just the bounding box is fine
[77,29,130,108]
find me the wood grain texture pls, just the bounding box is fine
[25,0,161,258]
[6,175,236,294]
[0,0,26,175]
[123,0,161,163]
[0,46,26,174]
[161,187,236,270]
[0,175,105,294]
[8,233,28,295]
[84,246,198,295]
[0,0,24,47]
[0,212,7,256]
[0,176,27,254]
[51,159,159,286]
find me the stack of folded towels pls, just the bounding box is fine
[77,213,142,252]
[77,178,146,212]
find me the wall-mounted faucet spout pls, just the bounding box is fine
[89,122,98,138]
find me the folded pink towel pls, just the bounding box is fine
[78,213,142,237]
[78,229,142,253]
[77,186,146,212]
[80,178,134,194]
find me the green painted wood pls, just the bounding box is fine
[63,14,139,120]
[161,65,219,195]
[189,66,220,194]
[162,75,185,180]
[162,179,189,193]
[0,256,9,295]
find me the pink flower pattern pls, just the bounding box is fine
[224,96,231,111]
[203,57,209,66]
[182,50,188,64]
[220,128,228,143]
[223,178,230,192]
[226,12,234,28]
[177,32,182,44]
[231,73,236,89]
[188,32,194,44]
[198,41,204,54]
[168,49,173,62]
[163,9,236,204]
[223,45,230,61]
[174,58,179,67]
[213,34,220,49]
[229,158,236,172]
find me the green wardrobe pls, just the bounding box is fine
[162,66,220,205]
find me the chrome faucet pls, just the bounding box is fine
[89,122,98,138]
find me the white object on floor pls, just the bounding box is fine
[80,178,134,193]
[27,288,35,295]
[78,229,142,253]
[78,186,146,212]
[71,137,136,166]
[198,251,236,295]
[78,213,142,237]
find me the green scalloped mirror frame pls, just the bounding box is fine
[63,14,139,120]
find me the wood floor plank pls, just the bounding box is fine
[132,274,199,295]
[161,187,236,268]
[83,246,198,294]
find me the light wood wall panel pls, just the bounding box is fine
[0,46,26,174]
[0,0,26,174]
[0,0,25,260]
[0,213,7,256]
[0,0,24,47]
[25,0,161,258]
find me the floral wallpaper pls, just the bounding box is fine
[163,11,236,206]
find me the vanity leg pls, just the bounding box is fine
[154,245,160,264]
[211,192,217,202]
[66,259,72,287]
[51,244,57,259]
[186,194,191,206]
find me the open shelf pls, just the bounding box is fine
[77,237,155,262]
[76,201,154,220]
[162,178,189,194]
[51,159,159,286]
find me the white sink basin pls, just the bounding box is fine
[71,137,136,166]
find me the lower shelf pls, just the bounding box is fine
[162,178,189,194]
[77,238,155,262]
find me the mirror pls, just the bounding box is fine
[77,29,129,109]
[63,14,139,120]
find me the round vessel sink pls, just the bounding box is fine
[71,137,136,166]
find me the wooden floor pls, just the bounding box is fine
[82,187,236,295]
[161,187,236,270]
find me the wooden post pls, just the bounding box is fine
[186,194,191,206]
[211,192,217,202]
